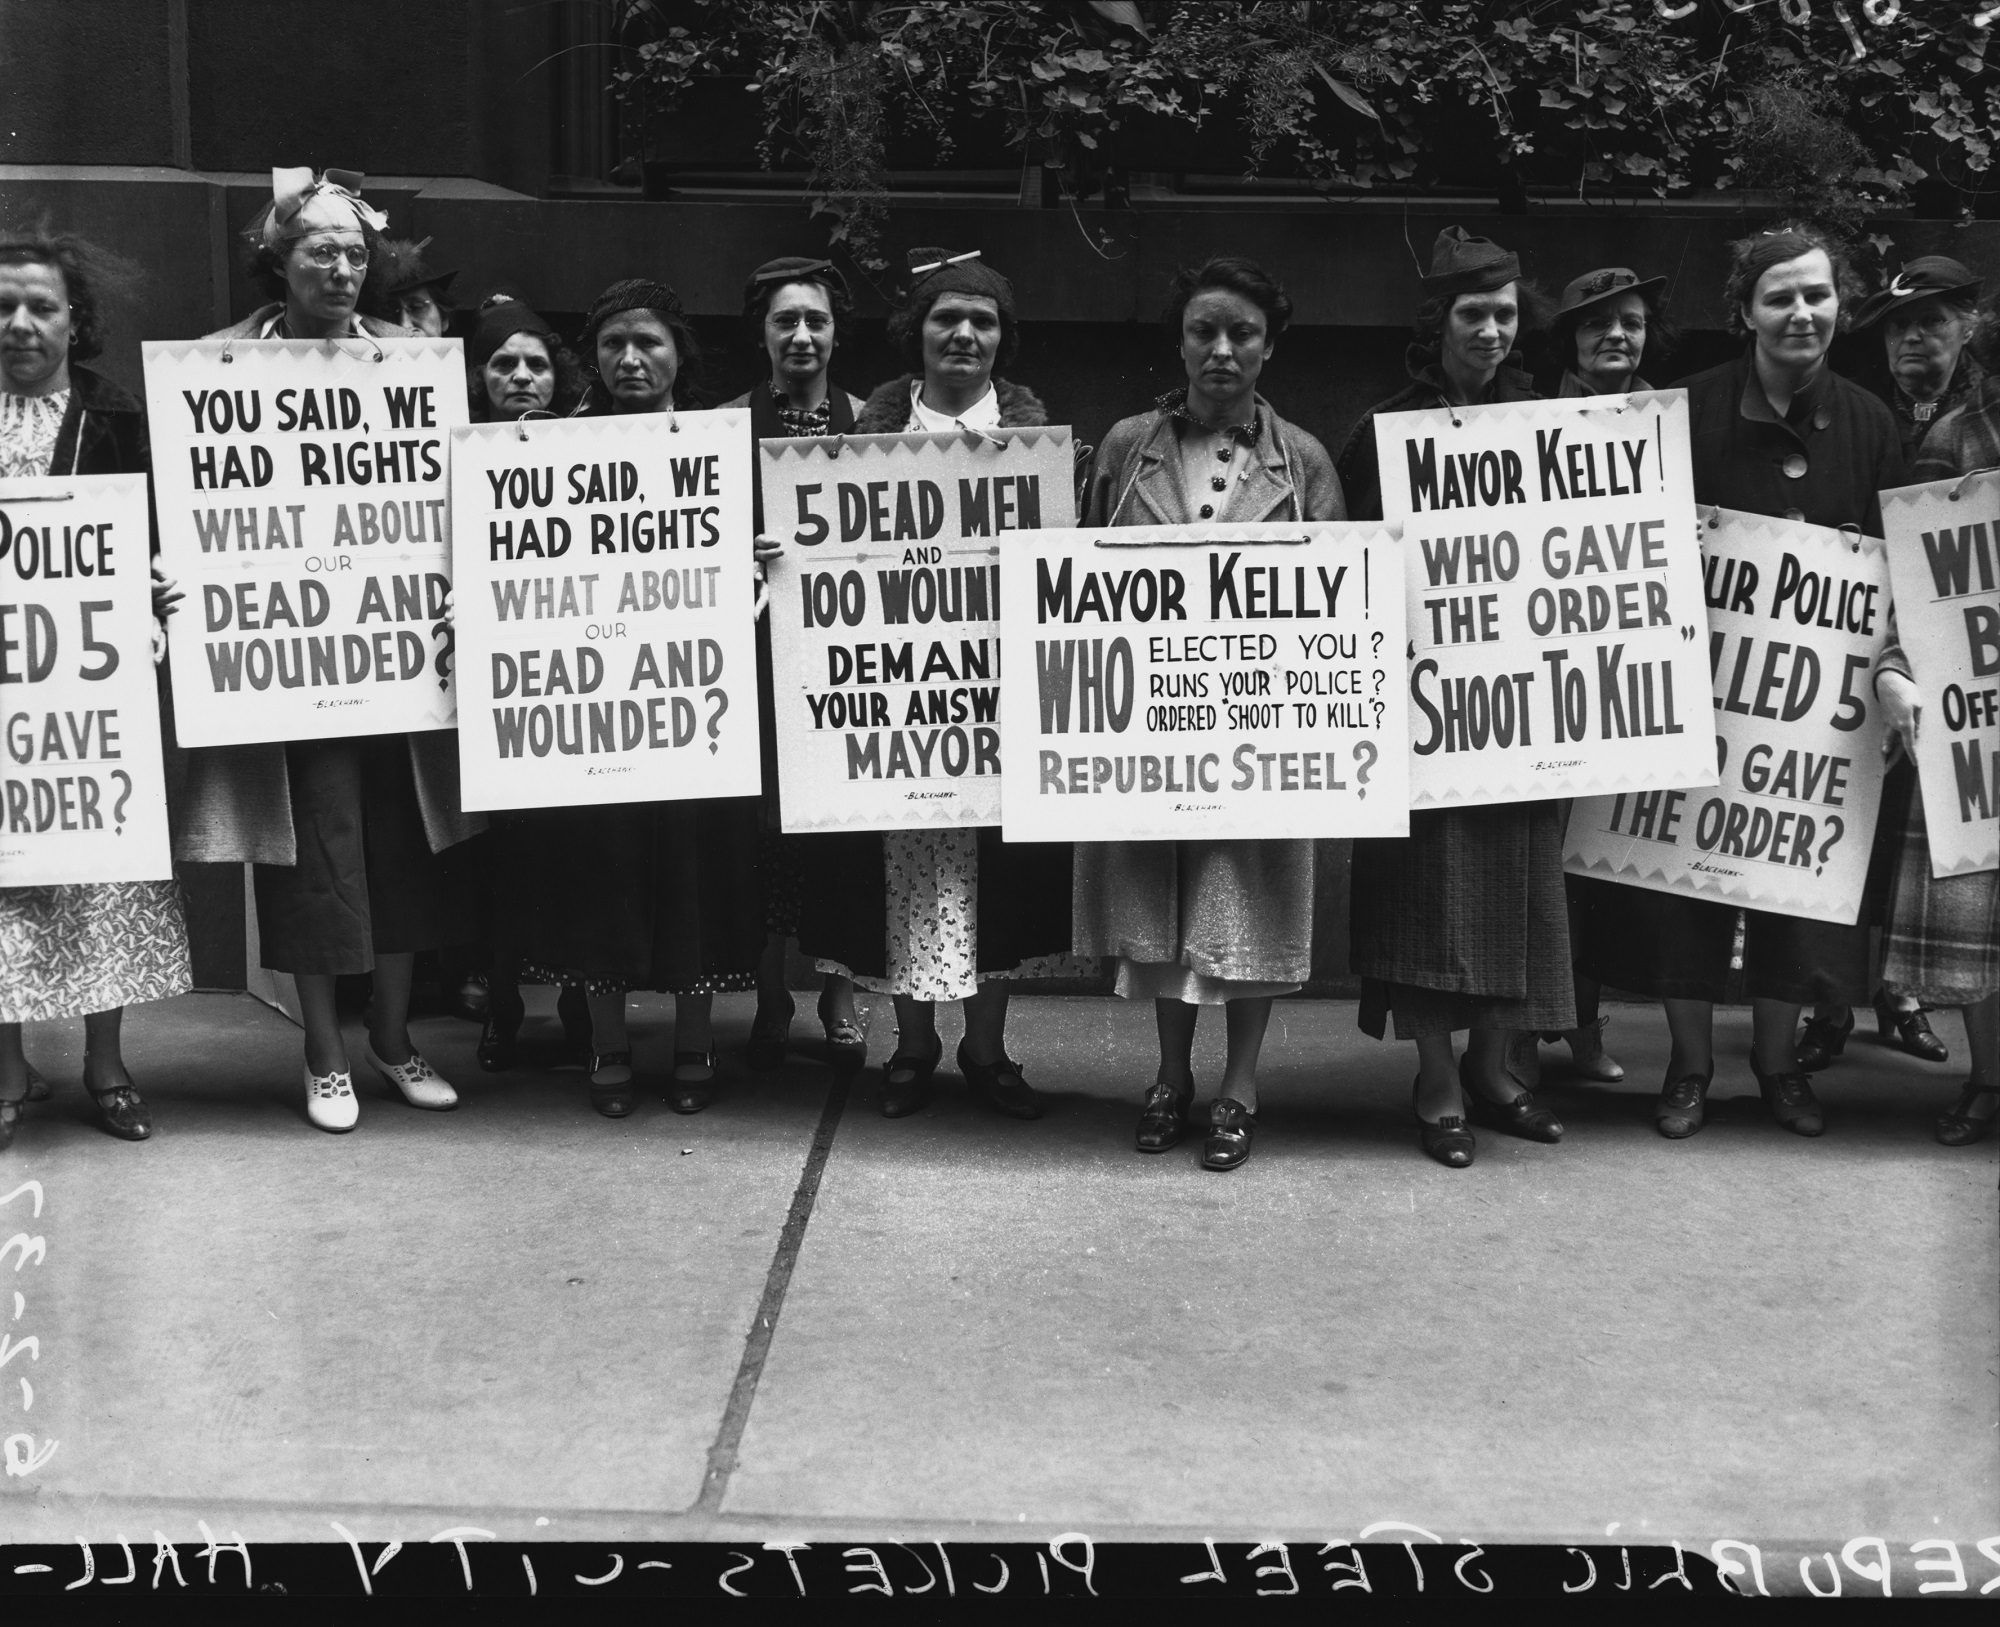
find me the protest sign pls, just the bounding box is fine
[451,410,760,811]
[1374,389,1713,809]
[0,474,172,885]
[141,336,467,746]
[1879,471,2000,877]
[1565,508,1890,925]
[761,427,1074,831]
[999,520,1408,842]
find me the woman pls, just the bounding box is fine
[0,229,189,1147]
[506,278,765,1117]
[1074,257,1342,1171]
[720,257,867,1076]
[1571,223,1906,1140]
[773,247,1077,1120]
[1337,227,1571,1169]
[364,237,455,339]
[458,297,590,1072]
[176,168,481,1132]
[1886,370,2000,1143]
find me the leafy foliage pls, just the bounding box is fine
[610,1,2000,269]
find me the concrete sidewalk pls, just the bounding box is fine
[1,989,1991,1557]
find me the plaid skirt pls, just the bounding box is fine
[1882,791,1999,1006]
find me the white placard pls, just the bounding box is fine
[1879,472,2000,876]
[450,410,760,810]
[142,337,468,745]
[1566,509,1890,924]
[999,520,1408,841]
[761,427,1075,831]
[1375,390,1714,809]
[0,474,172,884]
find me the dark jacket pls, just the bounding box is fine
[1557,369,1654,400]
[1335,344,1538,523]
[1880,352,1984,463]
[1683,348,1906,534]
[793,372,1071,985]
[48,363,150,479]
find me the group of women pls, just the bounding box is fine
[2,167,1994,1174]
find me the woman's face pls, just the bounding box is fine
[397,285,448,337]
[1442,284,1519,381]
[283,228,368,326]
[920,293,1001,393]
[1745,249,1837,372]
[483,332,555,418]
[1572,291,1649,386]
[0,260,73,395]
[764,280,835,387]
[1180,287,1271,412]
[596,309,678,411]
[1882,296,1976,398]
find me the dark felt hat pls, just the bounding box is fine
[379,237,456,300]
[743,256,851,319]
[469,301,558,371]
[1557,266,1666,320]
[1421,227,1521,299]
[903,247,1015,320]
[1851,255,1984,331]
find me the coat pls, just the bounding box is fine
[172,307,481,865]
[1072,396,1343,984]
[49,363,151,478]
[1336,344,1538,524]
[792,373,1074,981]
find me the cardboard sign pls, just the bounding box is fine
[1374,390,1714,809]
[0,474,172,885]
[999,521,1408,841]
[1565,509,1890,924]
[1879,472,2000,877]
[141,337,468,746]
[761,427,1074,831]
[450,411,760,811]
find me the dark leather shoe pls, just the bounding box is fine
[1414,1075,1474,1167]
[89,1084,152,1141]
[1461,1053,1562,1142]
[1935,1081,1998,1147]
[1135,1076,1194,1153]
[958,1041,1043,1121]
[1201,1096,1254,1170]
[588,1051,636,1118]
[477,990,525,1073]
[1876,991,1949,1063]
[1753,1061,1825,1136]
[669,1048,717,1114]
[880,1030,943,1119]
[1655,1071,1712,1139]
[1795,1008,1854,1073]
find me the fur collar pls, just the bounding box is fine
[853,374,1050,434]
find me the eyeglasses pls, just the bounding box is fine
[300,243,369,271]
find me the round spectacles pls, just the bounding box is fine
[301,243,369,271]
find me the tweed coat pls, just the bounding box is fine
[1072,396,1344,984]
[792,374,1074,981]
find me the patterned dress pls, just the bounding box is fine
[0,389,191,1023]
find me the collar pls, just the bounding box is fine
[909,378,999,433]
[1153,388,1261,446]
[1737,351,1831,436]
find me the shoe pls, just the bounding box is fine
[1565,1015,1626,1083]
[818,991,867,1075]
[669,1047,717,1114]
[87,1083,152,1141]
[1135,1074,1194,1153]
[588,1050,636,1118]
[365,1046,459,1110]
[957,1040,1043,1121]
[556,983,592,1067]
[746,994,794,1072]
[1794,1008,1854,1073]
[1935,1082,1999,1146]
[304,1063,359,1133]
[880,1030,943,1118]
[23,1064,50,1103]
[1460,1054,1563,1143]
[1875,991,1949,1064]
[1201,1095,1255,1170]
[1655,1071,1712,1139]
[447,974,488,1024]
[477,988,524,1072]
[1752,1060,1825,1137]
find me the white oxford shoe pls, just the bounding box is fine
[364,1047,459,1111]
[304,1063,359,1133]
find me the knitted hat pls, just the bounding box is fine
[1851,255,1984,331]
[903,247,1014,320]
[1557,266,1666,321]
[469,300,558,370]
[1420,227,1520,299]
[743,255,850,321]
[248,166,386,247]
[580,278,684,347]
